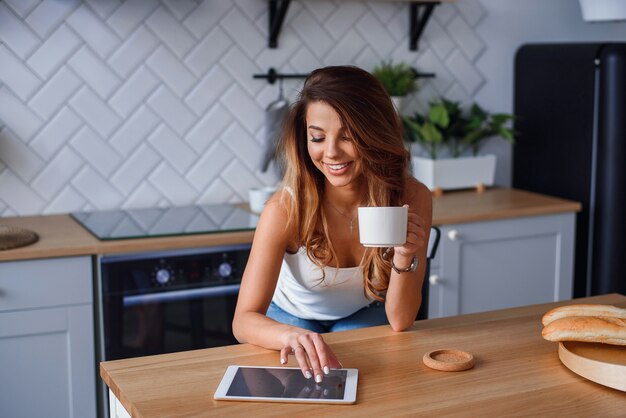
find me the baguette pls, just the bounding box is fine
[541,316,626,345]
[541,304,626,326]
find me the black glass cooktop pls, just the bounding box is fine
[71,204,259,240]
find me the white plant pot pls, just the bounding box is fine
[579,0,626,22]
[412,155,496,191]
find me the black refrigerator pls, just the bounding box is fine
[513,43,626,298]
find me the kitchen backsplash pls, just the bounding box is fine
[0,0,487,216]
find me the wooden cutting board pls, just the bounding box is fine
[558,341,626,392]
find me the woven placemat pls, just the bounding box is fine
[0,225,39,250]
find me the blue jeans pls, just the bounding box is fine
[266,301,389,333]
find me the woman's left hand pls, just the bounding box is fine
[394,204,427,260]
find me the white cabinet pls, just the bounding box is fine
[0,256,96,418]
[428,213,576,318]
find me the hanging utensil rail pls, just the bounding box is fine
[253,67,435,85]
[253,68,309,84]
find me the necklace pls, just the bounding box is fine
[327,202,356,233]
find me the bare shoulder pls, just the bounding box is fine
[403,177,432,214]
[254,188,297,250]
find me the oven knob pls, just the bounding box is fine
[155,268,172,285]
[218,262,233,278]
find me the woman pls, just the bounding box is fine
[233,66,432,384]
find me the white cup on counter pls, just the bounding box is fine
[248,186,277,213]
[357,206,408,247]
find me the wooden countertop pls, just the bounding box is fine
[432,187,580,225]
[0,214,255,262]
[100,293,626,418]
[0,188,580,262]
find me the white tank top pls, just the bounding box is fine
[272,248,373,320]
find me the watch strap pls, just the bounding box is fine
[391,255,418,273]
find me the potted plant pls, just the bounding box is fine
[403,98,515,192]
[372,61,418,113]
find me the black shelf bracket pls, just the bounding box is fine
[410,2,440,51]
[269,0,291,48]
[266,0,439,52]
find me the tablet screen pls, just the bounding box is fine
[226,367,348,400]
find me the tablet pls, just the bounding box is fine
[213,365,358,404]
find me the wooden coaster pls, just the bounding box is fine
[423,349,474,372]
[0,225,39,250]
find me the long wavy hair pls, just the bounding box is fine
[277,65,410,301]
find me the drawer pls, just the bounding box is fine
[0,256,92,312]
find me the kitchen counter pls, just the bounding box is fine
[101,293,625,417]
[431,187,580,225]
[0,214,255,262]
[0,188,580,262]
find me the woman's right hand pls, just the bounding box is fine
[279,331,342,383]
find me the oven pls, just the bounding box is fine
[97,244,250,361]
[94,243,250,416]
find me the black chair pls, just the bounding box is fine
[416,226,441,320]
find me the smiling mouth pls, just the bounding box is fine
[325,162,352,172]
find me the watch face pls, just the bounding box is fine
[411,256,419,271]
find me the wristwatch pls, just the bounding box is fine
[391,255,418,273]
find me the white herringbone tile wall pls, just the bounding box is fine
[0,0,487,216]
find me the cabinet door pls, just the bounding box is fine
[429,213,575,318]
[0,305,96,418]
[0,256,96,418]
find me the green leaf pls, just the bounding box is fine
[402,117,419,143]
[418,122,443,143]
[463,128,487,145]
[429,104,449,128]
[470,103,487,119]
[499,128,514,141]
[465,116,483,131]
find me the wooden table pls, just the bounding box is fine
[101,294,625,417]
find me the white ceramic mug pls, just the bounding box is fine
[357,206,408,247]
[248,186,277,213]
